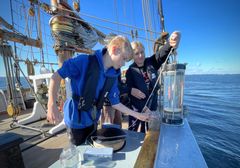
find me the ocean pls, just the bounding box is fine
[185,74,240,168]
[0,74,240,167]
[0,77,30,90]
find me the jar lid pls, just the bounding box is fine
[163,63,186,71]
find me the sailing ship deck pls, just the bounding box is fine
[0,109,131,168]
[0,109,65,167]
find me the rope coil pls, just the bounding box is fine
[49,15,99,53]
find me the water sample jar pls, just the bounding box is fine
[59,143,80,168]
[162,63,186,125]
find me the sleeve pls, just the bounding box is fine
[108,79,120,105]
[126,68,134,95]
[57,56,83,79]
[154,42,173,67]
[117,75,129,95]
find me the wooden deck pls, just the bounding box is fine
[22,132,69,168]
[0,109,67,167]
[0,109,134,168]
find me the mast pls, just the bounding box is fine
[158,0,165,32]
[9,0,17,58]
[9,0,20,86]
[36,0,45,67]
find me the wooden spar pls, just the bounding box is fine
[0,16,13,30]
[0,29,42,48]
[75,47,93,54]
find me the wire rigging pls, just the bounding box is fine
[114,0,119,34]
[142,0,151,54]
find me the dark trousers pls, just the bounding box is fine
[67,124,95,146]
[128,115,148,133]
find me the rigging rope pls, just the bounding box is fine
[142,0,151,54]
[49,14,99,52]
[42,1,160,35]
[146,0,154,43]
[83,18,156,43]
[151,0,157,39]
[22,1,35,66]
[36,2,45,67]
[114,0,119,34]
[158,0,165,32]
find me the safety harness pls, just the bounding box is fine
[72,54,116,123]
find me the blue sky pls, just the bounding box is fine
[0,0,240,76]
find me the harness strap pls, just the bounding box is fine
[96,77,116,111]
[79,55,100,112]
[72,54,117,123]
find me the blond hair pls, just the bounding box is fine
[107,35,133,61]
[131,41,145,52]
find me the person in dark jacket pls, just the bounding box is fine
[126,31,181,133]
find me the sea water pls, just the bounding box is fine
[185,74,240,168]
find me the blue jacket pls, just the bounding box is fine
[57,49,120,129]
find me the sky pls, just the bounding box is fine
[0,0,240,76]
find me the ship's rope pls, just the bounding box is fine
[146,0,154,42]
[64,14,156,44]
[21,0,36,76]
[34,1,160,45]
[49,14,99,52]
[151,0,158,40]
[158,0,166,33]
[8,0,57,71]
[36,2,45,67]
[52,3,160,35]
[142,0,151,54]
[114,0,120,34]
[43,17,50,70]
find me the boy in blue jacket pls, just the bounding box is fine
[47,36,152,145]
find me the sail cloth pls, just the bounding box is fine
[49,15,99,52]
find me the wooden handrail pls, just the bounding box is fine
[134,120,161,168]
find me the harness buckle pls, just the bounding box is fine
[78,97,85,110]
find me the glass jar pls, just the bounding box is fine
[162,63,186,125]
[59,143,80,168]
